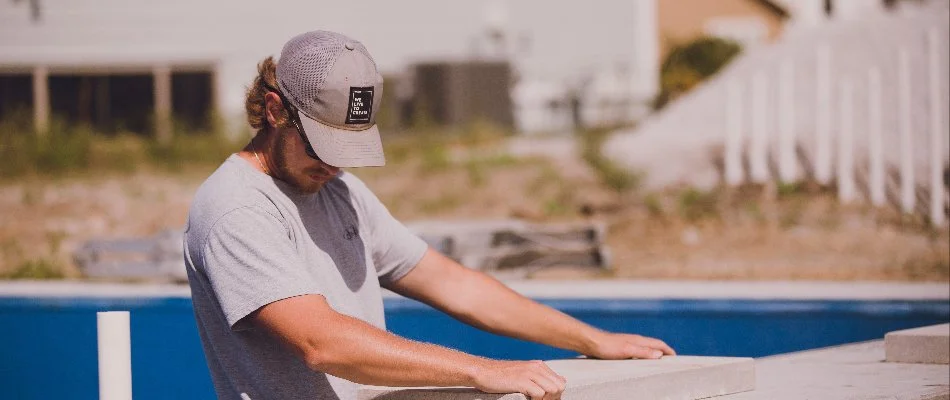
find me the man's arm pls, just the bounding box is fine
[387,248,675,360]
[250,293,566,399]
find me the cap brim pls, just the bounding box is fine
[298,114,386,168]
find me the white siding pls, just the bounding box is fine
[0,0,654,125]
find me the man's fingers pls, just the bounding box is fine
[527,360,564,400]
[625,343,664,359]
[531,373,563,400]
[522,381,546,400]
[621,334,675,356]
[642,337,676,355]
[537,361,567,385]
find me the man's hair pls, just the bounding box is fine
[245,56,291,130]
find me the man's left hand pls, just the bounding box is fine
[585,331,676,360]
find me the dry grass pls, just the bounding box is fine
[1,132,947,281]
[602,186,949,281]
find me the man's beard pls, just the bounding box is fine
[272,133,329,194]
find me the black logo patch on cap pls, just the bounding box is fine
[345,86,373,124]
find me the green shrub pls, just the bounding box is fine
[654,36,742,110]
[0,114,245,179]
[419,140,451,173]
[4,258,65,280]
[0,116,94,178]
[678,187,721,222]
[644,193,665,218]
[147,130,243,171]
[580,127,643,195]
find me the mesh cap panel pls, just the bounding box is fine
[275,31,347,114]
[270,30,386,168]
[353,43,378,71]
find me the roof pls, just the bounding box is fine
[753,0,791,18]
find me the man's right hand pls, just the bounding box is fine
[470,359,567,400]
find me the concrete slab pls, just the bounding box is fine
[886,323,950,364]
[359,356,755,400]
[715,340,950,400]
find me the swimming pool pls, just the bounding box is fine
[1,281,947,400]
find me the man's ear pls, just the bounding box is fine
[264,92,283,127]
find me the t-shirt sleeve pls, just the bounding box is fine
[201,206,321,331]
[344,174,428,287]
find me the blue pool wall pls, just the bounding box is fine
[1,295,947,400]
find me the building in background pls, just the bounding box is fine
[514,0,919,135]
[514,0,791,134]
[0,0,915,139]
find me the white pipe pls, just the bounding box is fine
[815,44,833,185]
[98,311,132,400]
[725,82,744,185]
[750,71,769,183]
[898,49,915,213]
[868,68,886,206]
[838,78,855,203]
[927,29,946,226]
[778,60,798,183]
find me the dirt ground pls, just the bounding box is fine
[0,136,947,282]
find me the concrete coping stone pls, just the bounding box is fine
[716,340,949,399]
[885,323,950,364]
[359,356,755,400]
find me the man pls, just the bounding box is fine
[184,30,674,400]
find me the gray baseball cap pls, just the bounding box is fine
[276,31,385,167]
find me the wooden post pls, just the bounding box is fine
[33,65,49,135]
[725,82,744,185]
[815,45,833,185]
[838,78,855,203]
[153,65,172,144]
[868,68,886,206]
[778,60,798,183]
[898,49,915,214]
[927,29,946,226]
[750,71,769,183]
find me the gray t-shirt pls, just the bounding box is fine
[184,154,427,400]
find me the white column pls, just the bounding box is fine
[868,68,886,206]
[778,60,798,183]
[631,0,658,104]
[98,311,132,400]
[927,29,946,226]
[216,60,252,141]
[835,0,885,21]
[815,44,833,185]
[898,49,915,213]
[153,65,172,143]
[750,71,769,183]
[725,82,744,185]
[785,0,827,32]
[838,78,855,203]
[33,65,49,135]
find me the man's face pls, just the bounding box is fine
[271,126,341,194]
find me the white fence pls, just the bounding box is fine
[603,8,950,219]
[719,27,949,226]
